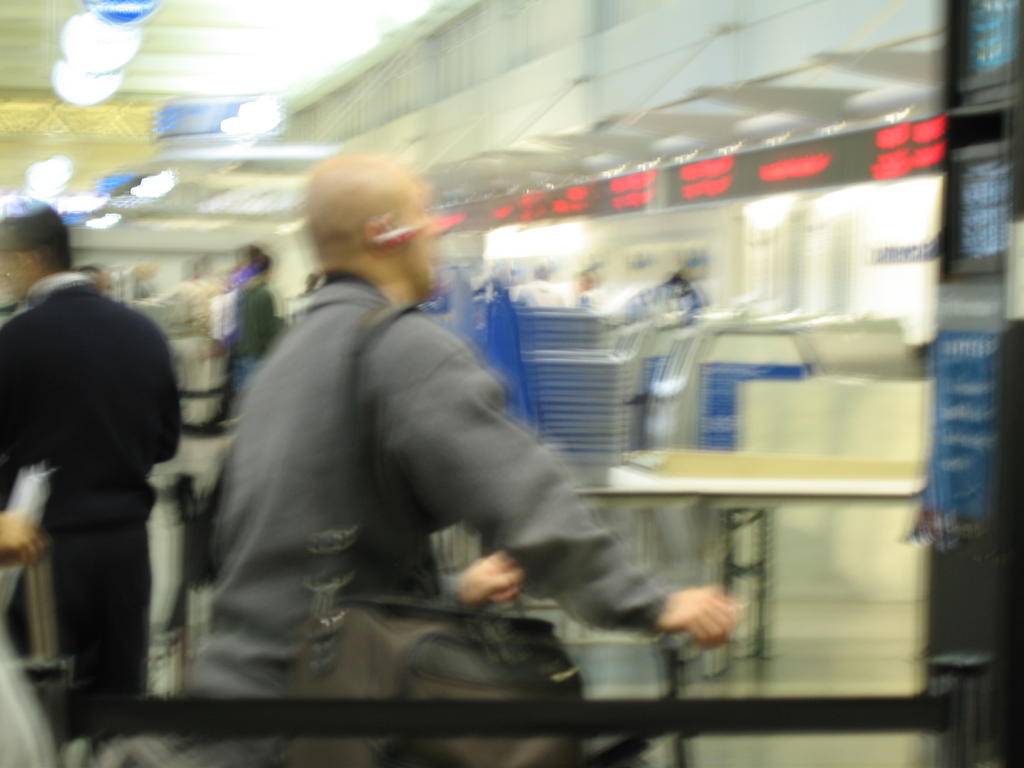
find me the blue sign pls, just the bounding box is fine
[84,0,160,25]
[698,363,809,450]
[872,238,939,265]
[968,0,1019,75]
[155,100,243,139]
[928,331,999,527]
[95,173,137,196]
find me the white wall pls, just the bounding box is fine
[72,224,316,306]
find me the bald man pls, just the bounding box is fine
[102,155,735,766]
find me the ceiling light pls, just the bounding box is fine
[56,193,109,215]
[734,112,807,140]
[62,13,142,74]
[84,0,161,26]
[52,60,122,106]
[220,96,284,136]
[130,170,176,199]
[275,219,306,235]
[304,7,379,67]
[85,213,122,229]
[385,0,430,23]
[25,156,75,198]
[884,108,912,124]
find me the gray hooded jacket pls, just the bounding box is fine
[189,278,665,697]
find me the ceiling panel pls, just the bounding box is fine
[0,0,468,199]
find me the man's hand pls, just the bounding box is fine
[656,587,741,649]
[458,552,525,607]
[0,512,48,567]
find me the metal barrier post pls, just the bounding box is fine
[929,653,991,768]
[25,658,74,749]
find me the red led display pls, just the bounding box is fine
[876,123,912,149]
[914,141,947,169]
[759,153,833,182]
[680,156,734,182]
[683,176,733,200]
[912,115,948,145]
[871,115,948,181]
[608,170,658,211]
[440,116,952,230]
[679,156,734,200]
[433,212,467,232]
[613,188,656,209]
[609,170,657,192]
[490,185,598,224]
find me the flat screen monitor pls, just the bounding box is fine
[947,142,1011,276]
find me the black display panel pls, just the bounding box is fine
[947,142,1011,276]
[436,170,658,231]
[436,116,948,232]
[666,115,948,208]
[487,170,658,225]
[959,0,1019,103]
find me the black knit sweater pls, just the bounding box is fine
[0,286,180,531]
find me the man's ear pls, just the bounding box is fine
[365,215,392,248]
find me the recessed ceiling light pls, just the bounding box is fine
[52,60,123,106]
[61,13,142,74]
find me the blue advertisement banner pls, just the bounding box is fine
[922,332,1000,545]
[698,363,809,451]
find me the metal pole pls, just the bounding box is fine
[929,653,991,768]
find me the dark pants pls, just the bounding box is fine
[8,523,151,695]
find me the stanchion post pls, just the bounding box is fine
[25,658,74,750]
[928,653,991,768]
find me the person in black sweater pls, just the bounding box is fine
[0,201,181,694]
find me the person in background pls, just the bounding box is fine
[287,271,323,323]
[131,262,161,300]
[79,264,112,296]
[577,268,606,311]
[0,200,181,695]
[233,246,282,391]
[171,257,228,431]
[514,264,571,308]
[664,266,705,319]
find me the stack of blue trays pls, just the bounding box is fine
[517,308,644,485]
[517,307,607,351]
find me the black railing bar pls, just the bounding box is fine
[71,695,950,740]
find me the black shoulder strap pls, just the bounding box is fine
[348,303,420,443]
[200,302,419,585]
[347,303,441,597]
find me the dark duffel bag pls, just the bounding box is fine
[288,597,583,768]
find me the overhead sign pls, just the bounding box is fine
[155,96,284,140]
[665,115,947,208]
[436,116,948,233]
[83,0,160,25]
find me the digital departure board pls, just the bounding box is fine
[948,142,1011,275]
[666,115,946,208]
[487,170,658,225]
[435,117,948,232]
